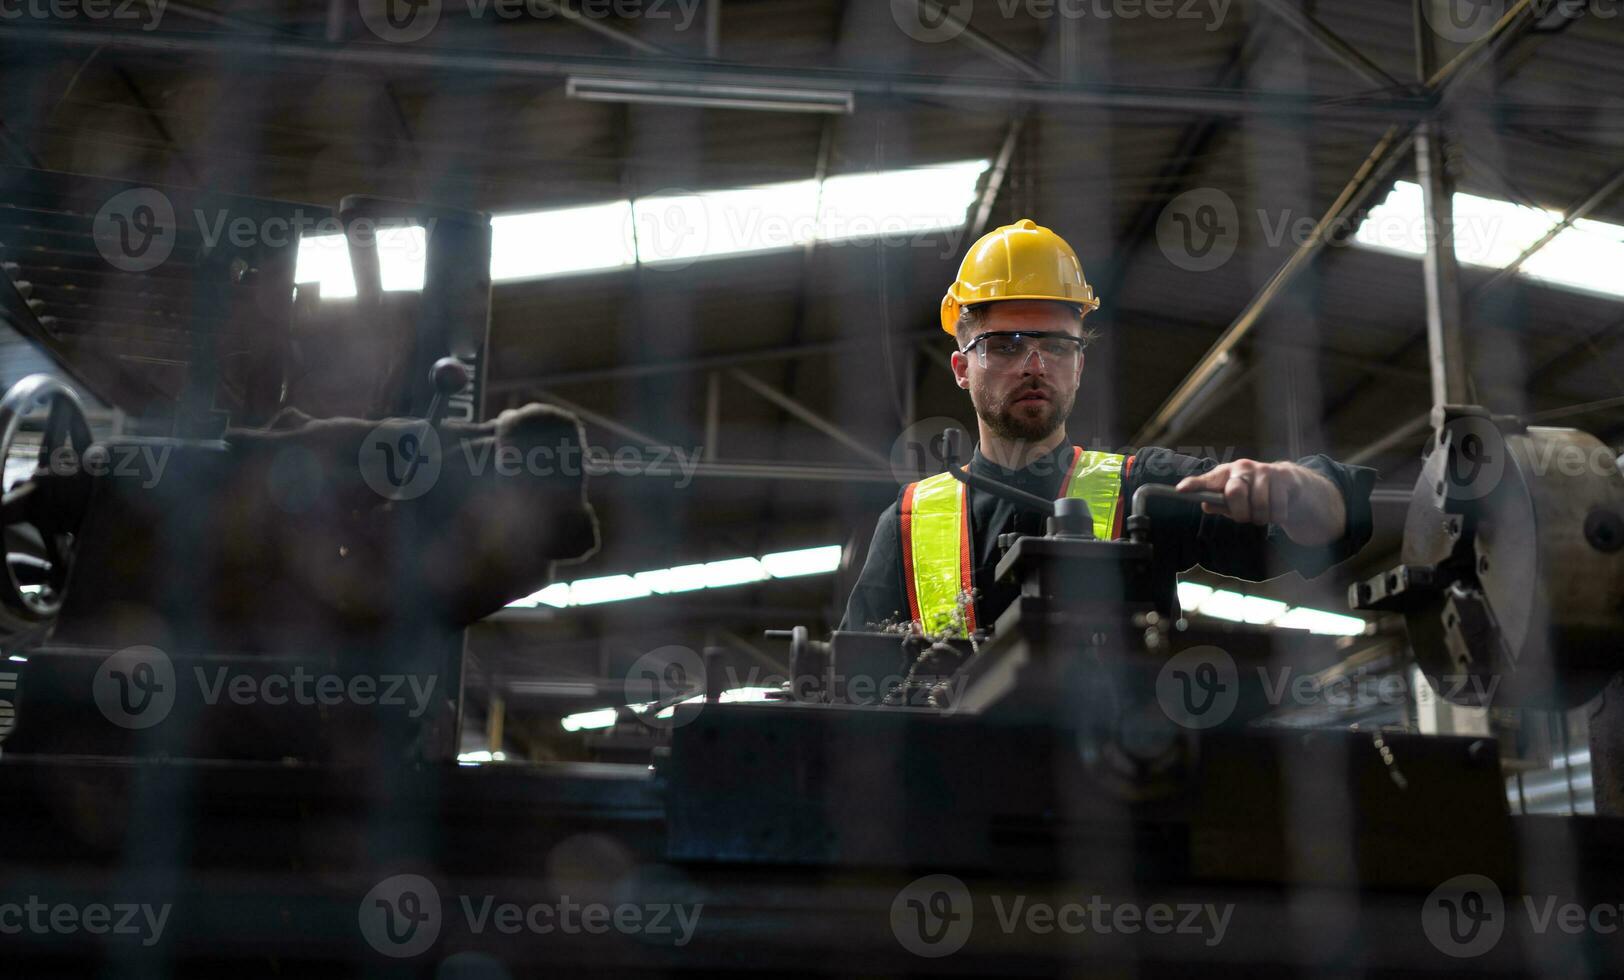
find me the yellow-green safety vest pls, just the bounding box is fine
[900,446,1129,635]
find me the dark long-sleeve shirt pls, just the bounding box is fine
[839,443,1376,632]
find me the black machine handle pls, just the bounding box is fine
[1130,483,1225,521]
[938,429,1057,516]
[397,357,472,490]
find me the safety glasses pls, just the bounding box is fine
[959,331,1085,372]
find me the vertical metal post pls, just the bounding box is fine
[485,694,505,757]
[705,0,721,59]
[704,371,720,462]
[1414,0,1470,412]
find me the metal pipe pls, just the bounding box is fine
[1414,0,1469,411]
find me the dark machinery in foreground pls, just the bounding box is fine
[0,307,1621,980]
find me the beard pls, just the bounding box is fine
[969,375,1076,444]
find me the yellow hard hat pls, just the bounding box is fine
[940,218,1100,336]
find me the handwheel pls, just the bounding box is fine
[0,375,92,632]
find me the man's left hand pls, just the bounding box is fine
[1175,459,1347,546]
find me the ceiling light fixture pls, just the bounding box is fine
[566,77,855,115]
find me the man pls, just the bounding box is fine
[841,219,1375,635]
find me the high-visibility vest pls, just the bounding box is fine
[900,447,1130,635]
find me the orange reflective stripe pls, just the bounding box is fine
[1112,454,1136,540]
[958,480,977,633]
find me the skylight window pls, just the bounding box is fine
[294,225,427,297]
[294,160,991,295]
[377,224,428,292]
[1519,215,1624,299]
[632,180,821,265]
[817,159,990,240]
[1177,580,1364,635]
[761,545,843,578]
[490,200,638,282]
[509,546,840,610]
[1353,180,1624,300]
[512,556,1365,638]
[294,233,357,300]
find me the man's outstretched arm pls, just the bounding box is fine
[1175,457,1350,546]
[1127,449,1375,582]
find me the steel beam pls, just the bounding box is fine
[1133,0,1544,447]
[1345,391,1624,469]
[0,26,1439,121]
[490,312,1432,395]
[969,116,1024,239]
[1527,395,1624,425]
[528,387,903,484]
[1425,0,1538,92]
[705,0,721,59]
[1252,0,1406,91]
[536,389,666,447]
[728,368,890,469]
[536,0,676,57]
[1346,413,1430,466]
[703,371,720,462]
[487,331,941,392]
[912,0,1050,82]
[1132,124,1417,445]
[1094,29,1268,309]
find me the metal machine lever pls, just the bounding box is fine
[1130,483,1226,520]
[1127,483,1226,542]
[938,429,1057,516]
[398,357,471,492]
